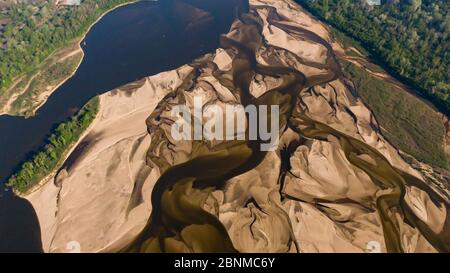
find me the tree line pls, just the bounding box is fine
[296,0,450,116]
[0,0,130,95]
[7,97,99,193]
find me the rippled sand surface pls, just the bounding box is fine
[27,0,449,253]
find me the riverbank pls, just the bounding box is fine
[22,0,449,253]
[0,0,231,188]
[25,65,192,252]
[287,0,449,170]
[13,96,102,197]
[7,96,100,194]
[0,47,83,116]
[295,0,450,118]
[0,0,137,117]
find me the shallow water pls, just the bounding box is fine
[0,0,237,252]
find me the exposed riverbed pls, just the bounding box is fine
[0,0,239,252]
[1,0,447,253]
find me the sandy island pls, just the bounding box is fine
[24,0,449,253]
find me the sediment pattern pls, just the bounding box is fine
[27,0,449,253]
[121,0,449,253]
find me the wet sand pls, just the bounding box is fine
[25,0,450,253]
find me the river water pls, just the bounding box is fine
[0,0,239,252]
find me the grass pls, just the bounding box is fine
[9,51,83,117]
[328,26,448,169]
[344,61,448,169]
[0,41,83,116]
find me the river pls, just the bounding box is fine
[2,0,446,253]
[0,0,240,252]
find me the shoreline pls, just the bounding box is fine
[0,0,138,117]
[294,1,449,118]
[14,96,103,197]
[5,0,144,197]
[291,0,450,169]
[290,0,446,117]
[20,0,448,253]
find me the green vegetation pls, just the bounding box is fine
[330,28,368,57]
[6,97,99,193]
[8,51,83,116]
[344,61,448,169]
[296,0,450,116]
[0,0,131,95]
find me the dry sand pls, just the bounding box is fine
[25,0,448,253]
[26,66,193,252]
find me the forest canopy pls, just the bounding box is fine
[296,0,450,115]
[0,0,130,95]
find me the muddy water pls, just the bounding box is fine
[0,0,237,184]
[0,0,242,252]
[292,114,450,252]
[122,9,331,253]
[122,6,449,253]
